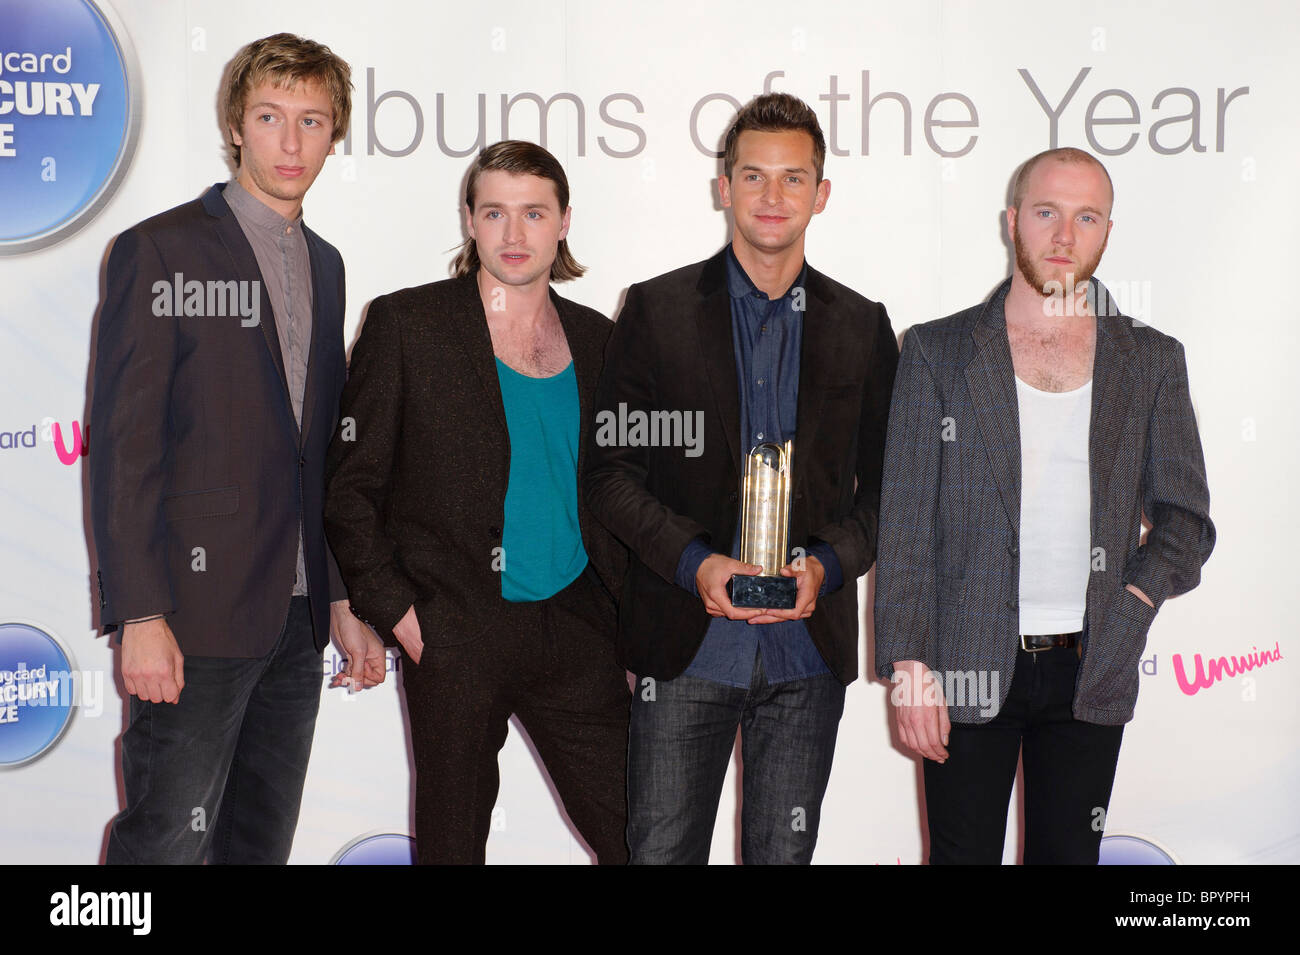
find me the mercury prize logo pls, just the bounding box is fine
[0,621,78,766]
[0,0,142,254]
[330,832,417,865]
[1099,833,1179,865]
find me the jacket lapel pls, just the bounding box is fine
[964,281,1022,537]
[557,292,595,479]
[205,185,297,439]
[792,267,837,499]
[1088,279,1136,509]
[297,228,329,449]
[696,251,743,482]
[453,275,510,438]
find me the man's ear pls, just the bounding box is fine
[1005,206,1017,244]
[559,206,572,242]
[717,174,733,209]
[813,177,831,214]
[464,203,475,239]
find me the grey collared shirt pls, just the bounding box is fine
[224,179,313,596]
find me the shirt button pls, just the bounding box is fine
[1007,544,1019,557]
[1007,599,1018,611]
[756,432,764,440]
[757,378,765,386]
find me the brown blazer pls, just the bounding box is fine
[324,274,626,646]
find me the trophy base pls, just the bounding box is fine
[728,574,798,609]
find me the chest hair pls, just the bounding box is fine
[1008,320,1095,392]
[489,311,572,378]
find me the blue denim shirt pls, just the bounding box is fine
[674,245,843,687]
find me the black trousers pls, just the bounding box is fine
[399,567,630,864]
[924,646,1125,865]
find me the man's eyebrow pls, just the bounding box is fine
[1032,199,1107,217]
[246,101,330,115]
[476,201,552,210]
[739,163,811,174]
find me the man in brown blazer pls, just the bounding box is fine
[325,141,629,864]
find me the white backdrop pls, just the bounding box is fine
[2,0,1296,864]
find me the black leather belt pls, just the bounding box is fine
[1020,632,1080,652]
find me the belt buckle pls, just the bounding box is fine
[1020,634,1051,653]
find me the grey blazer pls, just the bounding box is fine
[873,279,1214,725]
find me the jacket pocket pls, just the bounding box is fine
[1078,587,1158,720]
[163,485,239,522]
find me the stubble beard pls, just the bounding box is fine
[1014,219,1106,299]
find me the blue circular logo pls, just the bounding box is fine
[1100,833,1179,865]
[0,622,77,767]
[0,0,141,255]
[331,832,416,865]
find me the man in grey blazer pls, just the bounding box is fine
[874,147,1214,864]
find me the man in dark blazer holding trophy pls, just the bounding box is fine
[586,93,899,864]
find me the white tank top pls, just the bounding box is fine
[1016,376,1092,635]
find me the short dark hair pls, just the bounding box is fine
[222,33,352,167]
[1011,146,1114,212]
[452,140,585,282]
[722,93,827,182]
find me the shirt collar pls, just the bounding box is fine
[725,243,807,304]
[224,178,303,235]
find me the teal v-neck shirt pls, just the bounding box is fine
[494,358,588,601]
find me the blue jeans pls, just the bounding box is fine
[627,650,845,864]
[106,596,322,864]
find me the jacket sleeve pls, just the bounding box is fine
[1122,340,1215,607]
[873,327,941,678]
[584,282,710,584]
[90,228,178,629]
[808,305,900,581]
[323,296,419,632]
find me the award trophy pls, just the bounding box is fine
[727,439,797,609]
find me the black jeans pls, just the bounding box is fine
[399,567,630,864]
[107,596,322,864]
[924,646,1124,865]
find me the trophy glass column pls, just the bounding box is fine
[728,439,797,609]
